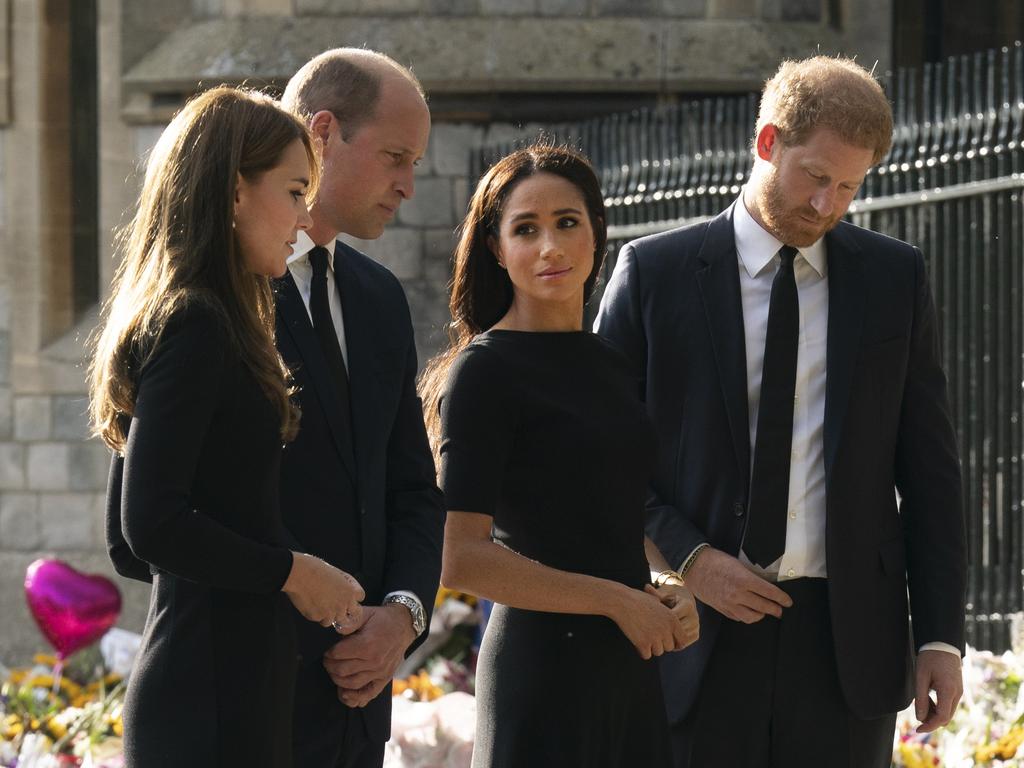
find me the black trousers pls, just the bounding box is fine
[292,660,386,768]
[671,579,896,768]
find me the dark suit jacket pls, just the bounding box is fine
[594,204,966,725]
[275,240,444,749]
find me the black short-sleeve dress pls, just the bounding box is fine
[105,302,298,768]
[439,330,671,768]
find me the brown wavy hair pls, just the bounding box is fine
[418,144,607,458]
[89,86,319,451]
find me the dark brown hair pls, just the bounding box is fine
[89,86,318,451]
[418,144,607,457]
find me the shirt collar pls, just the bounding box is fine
[288,231,337,271]
[732,192,827,279]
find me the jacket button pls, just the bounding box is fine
[733,502,745,517]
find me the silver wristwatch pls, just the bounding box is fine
[384,593,427,636]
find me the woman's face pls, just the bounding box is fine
[489,172,596,317]
[234,138,313,278]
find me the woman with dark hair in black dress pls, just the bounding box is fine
[90,88,365,767]
[420,145,700,768]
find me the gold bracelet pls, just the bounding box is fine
[654,569,684,588]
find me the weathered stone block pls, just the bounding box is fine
[537,0,588,15]
[660,0,706,16]
[0,493,39,549]
[27,444,70,491]
[399,177,456,228]
[0,443,25,490]
[343,228,424,281]
[295,0,360,11]
[662,20,844,88]
[706,0,758,18]
[423,228,458,287]
[191,0,223,19]
[14,396,52,441]
[452,177,470,220]
[431,123,485,177]
[69,442,111,492]
[780,0,821,21]
[0,387,13,439]
[38,493,95,550]
[223,0,292,14]
[361,0,421,11]
[594,0,658,14]
[0,332,11,385]
[0,283,12,331]
[53,396,91,441]
[480,0,535,14]
[423,0,477,14]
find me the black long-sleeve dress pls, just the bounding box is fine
[105,302,297,768]
[439,330,672,768]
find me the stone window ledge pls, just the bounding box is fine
[121,15,846,122]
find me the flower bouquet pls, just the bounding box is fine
[893,646,1024,767]
[0,650,125,768]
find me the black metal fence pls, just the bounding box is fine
[473,44,1024,652]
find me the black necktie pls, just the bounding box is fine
[308,247,353,429]
[744,245,799,568]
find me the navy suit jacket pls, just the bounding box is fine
[275,240,444,746]
[594,204,966,724]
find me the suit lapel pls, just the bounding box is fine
[696,205,751,493]
[275,270,357,480]
[823,223,865,483]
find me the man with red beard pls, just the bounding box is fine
[595,56,966,768]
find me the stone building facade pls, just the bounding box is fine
[0,0,892,662]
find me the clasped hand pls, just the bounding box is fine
[323,603,418,708]
[281,552,365,630]
[612,582,700,659]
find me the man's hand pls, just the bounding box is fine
[914,649,963,733]
[684,547,792,623]
[323,603,418,708]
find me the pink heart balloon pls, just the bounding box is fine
[24,559,122,659]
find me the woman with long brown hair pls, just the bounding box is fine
[89,87,364,767]
[420,145,700,767]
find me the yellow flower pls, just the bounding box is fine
[46,717,67,740]
[32,653,57,667]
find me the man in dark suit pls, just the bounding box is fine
[595,56,967,768]
[277,49,444,768]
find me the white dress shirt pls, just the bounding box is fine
[728,196,958,658]
[733,196,829,582]
[287,231,349,371]
[287,232,426,634]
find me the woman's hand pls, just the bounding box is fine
[645,582,699,650]
[606,584,689,660]
[282,552,365,632]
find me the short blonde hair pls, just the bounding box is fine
[756,56,893,165]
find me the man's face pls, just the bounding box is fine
[754,126,875,247]
[314,75,431,240]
